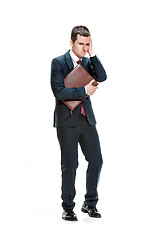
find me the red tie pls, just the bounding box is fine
[77,59,81,65]
[77,60,86,116]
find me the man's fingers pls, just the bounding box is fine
[90,79,95,84]
[89,79,98,87]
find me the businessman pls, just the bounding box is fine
[50,26,107,221]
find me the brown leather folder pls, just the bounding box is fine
[62,64,98,112]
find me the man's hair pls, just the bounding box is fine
[71,26,90,43]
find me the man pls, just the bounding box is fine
[50,26,107,221]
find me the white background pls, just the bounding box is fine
[0,0,160,239]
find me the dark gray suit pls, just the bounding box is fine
[51,50,107,210]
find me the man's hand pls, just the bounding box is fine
[85,79,98,95]
[87,36,94,57]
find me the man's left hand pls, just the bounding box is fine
[88,36,94,57]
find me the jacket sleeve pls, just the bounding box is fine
[89,55,107,82]
[50,58,86,100]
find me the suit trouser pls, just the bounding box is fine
[56,115,103,211]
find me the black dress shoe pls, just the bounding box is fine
[81,202,101,218]
[62,210,78,221]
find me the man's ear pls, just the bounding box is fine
[70,40,74,48]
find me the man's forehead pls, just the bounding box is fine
[76,34,90,43]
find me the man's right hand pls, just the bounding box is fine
[85,79,98,96]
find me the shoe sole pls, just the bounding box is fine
[62,217,78,221]
[81,208,101,218]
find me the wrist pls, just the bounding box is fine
[88,51,95,57]
[90,53,95,57]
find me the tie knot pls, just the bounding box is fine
[77,60,81,65]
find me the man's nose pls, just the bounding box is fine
[83,45,87,51]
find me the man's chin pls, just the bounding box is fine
[80,52,87,58]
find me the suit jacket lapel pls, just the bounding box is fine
[65,50,74,72]
[81,57,88,70]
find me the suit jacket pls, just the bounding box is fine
[50,50,107,127]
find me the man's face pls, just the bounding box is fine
[70,34,90,59]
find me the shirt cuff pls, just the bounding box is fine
[84,86,87,95]
[90,53,96,57]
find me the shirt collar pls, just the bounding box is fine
[69,50,81,64]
